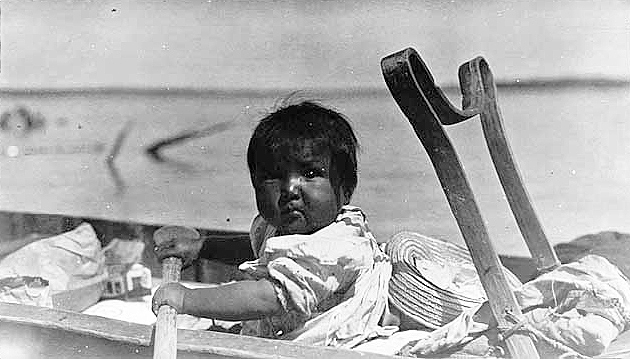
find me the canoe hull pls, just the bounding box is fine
[1,321,155,359]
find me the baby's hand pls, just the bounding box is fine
[153,226,203,268]
[155,242,203,267]
[152,282,188,315]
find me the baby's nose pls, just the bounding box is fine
[283,175,302,196]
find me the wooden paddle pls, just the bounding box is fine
[152,225,201,359]
[381,48,540,358]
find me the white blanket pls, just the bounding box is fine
[392,255,630,357]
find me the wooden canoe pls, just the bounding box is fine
[3,210,630,359]
[1,266,630,359]
[0,211,401,359]
[0,208,536,359]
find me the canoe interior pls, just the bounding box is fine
[0,210,254,283]
[0,210,538,283]
[3,211,630,357]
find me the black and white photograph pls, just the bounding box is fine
[0,1,629,358]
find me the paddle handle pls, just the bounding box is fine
[153,257,182,359]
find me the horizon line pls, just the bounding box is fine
[1,77,628,96]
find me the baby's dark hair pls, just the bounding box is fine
[247,101,359,199]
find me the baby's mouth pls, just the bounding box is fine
[280,209,307,229]
[281,209,304,220]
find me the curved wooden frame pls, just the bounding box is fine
[456,57,560,275]
[381,47,543,358]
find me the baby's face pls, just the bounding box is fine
[252,140,345,235]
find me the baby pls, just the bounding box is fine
[152,101,393,347]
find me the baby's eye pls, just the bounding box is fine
[303,168,326,179]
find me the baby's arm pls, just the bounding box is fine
[152,279,282,321]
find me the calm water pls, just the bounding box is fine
[1,86,629,256]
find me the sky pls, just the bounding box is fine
[0,0,629,89]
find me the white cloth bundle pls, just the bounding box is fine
[403,254,630,357]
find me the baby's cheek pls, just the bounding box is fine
[309,198,341,229]
[256,192,280,221]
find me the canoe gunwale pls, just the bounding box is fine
[0,302,400,359]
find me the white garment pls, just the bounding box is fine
[239,206,395,348]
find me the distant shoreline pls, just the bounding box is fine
[0,77,628,97]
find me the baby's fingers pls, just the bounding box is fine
[152,283,186,315]
[152,286,166,315]
[154,242,199,267]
